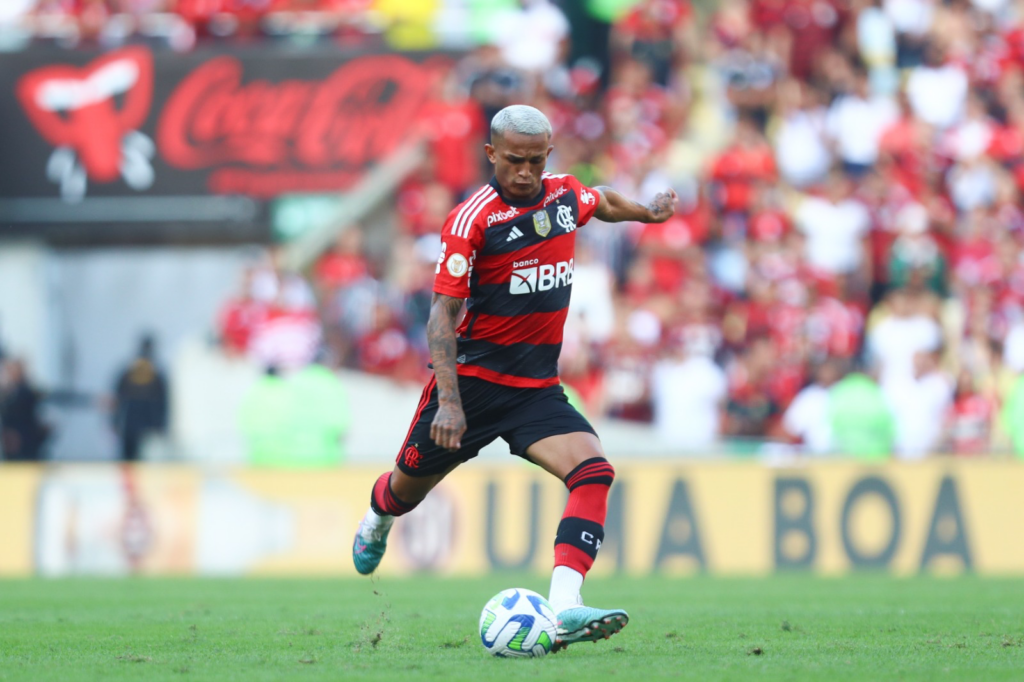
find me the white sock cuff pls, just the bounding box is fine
[549,565,584,612]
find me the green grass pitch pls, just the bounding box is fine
[1,576,1023,681]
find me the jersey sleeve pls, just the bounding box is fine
[569,176,601,226]
[433,206,482,299]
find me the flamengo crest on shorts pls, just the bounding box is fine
[432,174,601,388]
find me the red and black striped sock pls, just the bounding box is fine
[369,472,417,517]
[553,457,615,575]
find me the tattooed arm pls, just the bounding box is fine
[427,293,467,451]
[593,186,679,224]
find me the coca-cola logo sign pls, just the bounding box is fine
[16,47,155,202]
[157,53,442,197]
[14,47,445,200]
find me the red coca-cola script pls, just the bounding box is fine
[157,54,443,195]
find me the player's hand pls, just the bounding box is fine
[646,188,679,223]
[431,401,467,451]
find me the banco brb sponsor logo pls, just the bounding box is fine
[509,258,574,295]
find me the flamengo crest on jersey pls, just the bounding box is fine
[557,204,576,232]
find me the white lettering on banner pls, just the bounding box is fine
[509,259,574,294]
[543,186,568,206]
[487,207,518,226]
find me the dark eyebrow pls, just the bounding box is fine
[505,153,545,163]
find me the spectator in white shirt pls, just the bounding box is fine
[794,170,872,276]
[1004,322,1024,374]
[494,0,570,74]
[858,0,898,75]
[774,79,832,188]
[867,287,943,389]
[886,347,953,458]
[568,240,616,344]
[782,357,845,454]
[651,335,727,452]
[906,42,968,130]
[826,68,899,176]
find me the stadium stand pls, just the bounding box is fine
[4,0,1024,457]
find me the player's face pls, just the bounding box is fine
[485,132,553,201]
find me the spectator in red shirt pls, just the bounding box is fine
[356,302,411,377]
[709,114,776,218]
[725,335,783,437]
[636,203,709,293]
[946,368,995,455]
[952,208,1002,289]
[612,0,694,85]
[419,73,487,197]
[312,228,371,296]
[218,268,269,356]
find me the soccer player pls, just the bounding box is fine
[352,104,677,650]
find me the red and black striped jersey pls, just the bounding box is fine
[433,172,601,388]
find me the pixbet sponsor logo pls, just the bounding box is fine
[509,258,574,295]
[543,186,568,206]
[487,206,518,226]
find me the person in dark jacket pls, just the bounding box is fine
[0,359,49,461]
[112,335,168,462]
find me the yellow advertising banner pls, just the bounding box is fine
[3,460,1024,577]
[0,464,40,576]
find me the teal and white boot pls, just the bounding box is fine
[554,605,629,651]
[352,513,392,575]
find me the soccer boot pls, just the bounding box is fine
[352,520,391,575]
[553,605,629,651]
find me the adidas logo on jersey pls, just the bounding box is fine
[509,259,574,295]
[506,226,524,242]
[487,206,519,226]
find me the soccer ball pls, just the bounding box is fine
[478,588,558,658]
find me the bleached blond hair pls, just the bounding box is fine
[490,105,552,140]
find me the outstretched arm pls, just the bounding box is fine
[426,293,467,451]
[593,186,679,224]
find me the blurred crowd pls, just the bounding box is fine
[202,0,1024,457]
[0,0,590,52]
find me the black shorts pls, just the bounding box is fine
[395,375,597,477]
